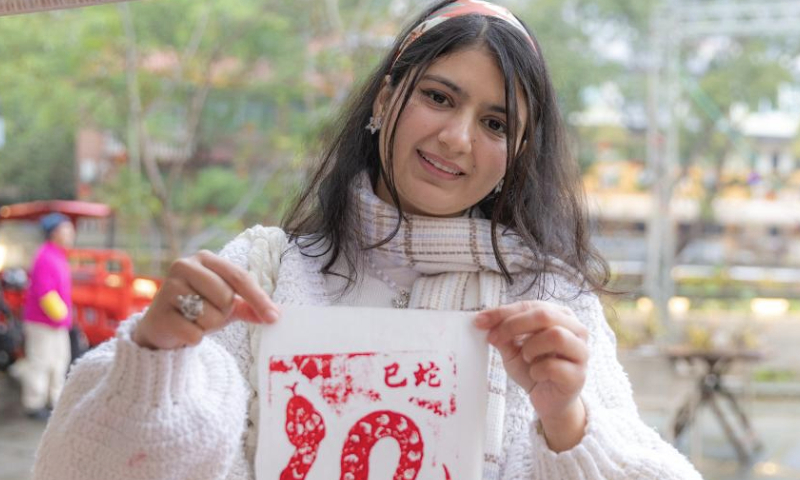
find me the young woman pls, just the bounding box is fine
[34,1,703,479]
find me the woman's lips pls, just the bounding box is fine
[417,150,464,179]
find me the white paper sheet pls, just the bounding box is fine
[255,305,488,480]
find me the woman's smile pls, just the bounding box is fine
[417,149,466,179]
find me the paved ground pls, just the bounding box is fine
[621,348,800,480]
[691,401,800,480]
[0,373,43,480]
[2,349,800,479]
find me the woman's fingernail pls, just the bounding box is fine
[269,307,282,321]
[487,329,498,343]
[474,313,488,326]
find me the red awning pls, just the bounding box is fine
[0,200,113,222]
[0,0,134,16]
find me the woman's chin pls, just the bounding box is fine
[404,199,467,218]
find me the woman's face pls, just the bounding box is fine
[374,46,527,217]
[51,222,75,248]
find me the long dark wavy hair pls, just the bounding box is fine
[282,0,610,295]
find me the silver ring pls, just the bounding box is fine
[176,294,204,322]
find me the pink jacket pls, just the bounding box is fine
[23,241,72,329]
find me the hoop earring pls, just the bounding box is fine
[493,178,504,195]
[365,116,383,134]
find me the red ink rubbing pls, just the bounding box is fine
[384,362,408,388]
[320,374,355,407]
[346,352,378,359]
[280,386,326,480]
[413,362,441,387]
[272,353,376,376]
[269,359,292,373]
[280,396,424,479]
[444,464,452,480]
[293,355,334,381]
[408,393,457,418]
[127,452,147,468]
[272,354,382,411]
[340,410,424,480]
[317,370,382,411]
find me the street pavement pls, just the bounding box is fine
[1,348,800,479]
[0,373,42,480]
[621,347,800,480]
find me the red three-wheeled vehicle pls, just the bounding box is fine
[0,200,160,369]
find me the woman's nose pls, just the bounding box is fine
[437,113,473,156]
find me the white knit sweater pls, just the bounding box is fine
[32,226,703,480]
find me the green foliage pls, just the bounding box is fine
[97,168,161,219]
[0,0,335,256]
[179,167,247,214]
[0,8,126,202]
[680,37,795,169]
[752,368,796,383]
[3,0,798,259]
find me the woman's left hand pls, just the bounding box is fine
[475,301,589,451]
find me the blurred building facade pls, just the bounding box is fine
[578,82,800,300]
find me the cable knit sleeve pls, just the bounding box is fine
[32,226,287,480]
[500,273,703,480]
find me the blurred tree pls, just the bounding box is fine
[3,0,796,270]
[518,0,656,115]
[0,0,394,263]
[516,0,798,257]
[674,37,794,254]
[0,13,92,203]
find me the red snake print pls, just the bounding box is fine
[339,410,424,480]
[280,384,326,480]
[280,387,425,480]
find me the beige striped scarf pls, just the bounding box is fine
[354,175,539,479]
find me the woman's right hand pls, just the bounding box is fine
[133,250,280,350]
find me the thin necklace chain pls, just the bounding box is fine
[365,251,410,309]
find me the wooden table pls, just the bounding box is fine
[664,346,765,463]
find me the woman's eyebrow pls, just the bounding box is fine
[422,74,464,95]
[421,74,507,115]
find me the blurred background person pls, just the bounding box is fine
[16,213,74,420]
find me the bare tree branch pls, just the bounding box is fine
[142,7,211,119]
[181,161,291,255]
[119,4,179,257]
[119,3,143,179]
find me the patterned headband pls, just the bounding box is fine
[392,0,537,68]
